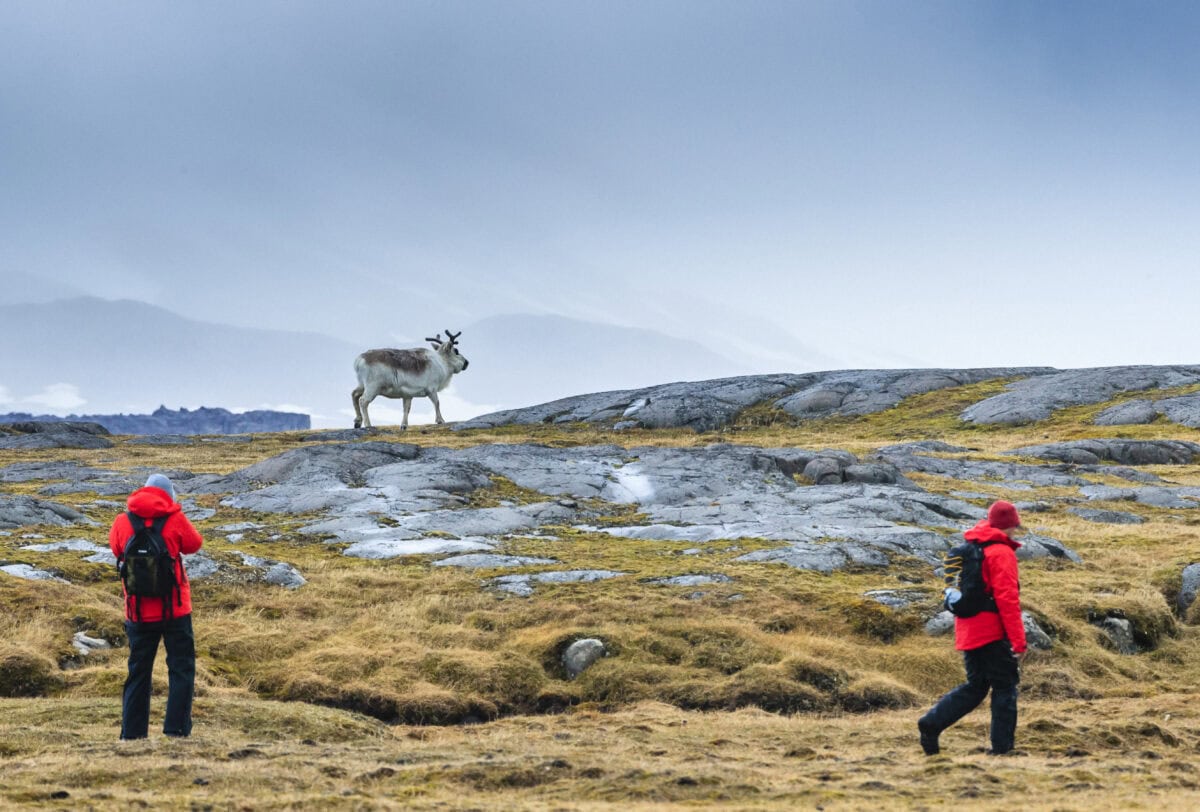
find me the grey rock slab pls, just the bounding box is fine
[864,589,928,610]
[1007,439,1200,466]
[734,542,889,573]
[300,429,377,442]
[0,461,105,483]
[649,574,733,587]
[1093,399,1161,426]
[431,554,556,569]
[125,434,194,446]
[1178,563,1200,615]
[1082,486,1200,509]
[880,450,1087,489]
[342,537,495,559]
[0,495,94,529]
[878,441,972,455]
[563,638,607,679]
[216,522,264,533]
[489,570,625,597]
[0,563,68,582]
[1068,508,1145,525]
[337,503,575,543]
[962,366,1200,425]
[1158,394,1200,428]
[193,441,421,495]
[0,421,114,449]
[1094,394,1200,429]
[774,368,1049,420]
[84,550,117,565]
[19,539,106,553]
[457,374,817,432]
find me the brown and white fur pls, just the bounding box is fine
[352,330,469,429]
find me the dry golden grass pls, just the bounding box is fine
[4,380,1200,808]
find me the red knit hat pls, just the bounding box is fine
[987,500,1021,530]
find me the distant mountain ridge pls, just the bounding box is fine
[0,405,308,435]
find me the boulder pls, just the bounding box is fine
[563,638,607,679]
[1097,617,1139,655]
[1023,613,1054,650]
[802,457,844,485]
[71,632,111,657]
[924,611,955,636]
[1178,563,1200,616]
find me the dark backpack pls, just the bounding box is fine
[119,512,177,621]
[942,540,998,618]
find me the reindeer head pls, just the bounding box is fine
[425,329,469,373]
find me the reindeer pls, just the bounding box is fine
[351,330,469,429]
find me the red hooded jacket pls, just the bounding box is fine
[109,486,204,622]
[954,520,1027,654]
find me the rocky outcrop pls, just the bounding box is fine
[1095,394,1200,428]
[0,495,93,529]
[772,368,1049,419]
[458,365,1200,432]
[457,369,1049,432]
[961,366,1200,426]
[1007,440,1200,466]
[0,421,113,449]
[0,406,309,436]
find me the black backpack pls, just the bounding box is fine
[942,540,998,618]
[119,512,178,621]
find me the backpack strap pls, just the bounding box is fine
[977,540,1000,611]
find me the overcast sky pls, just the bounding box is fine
[3,0,1199,375]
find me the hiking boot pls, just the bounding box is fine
[918,721,940,755]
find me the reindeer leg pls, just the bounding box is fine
[401,397,412,430]
[360,387,377,429]
[352,386,365,429]
[429,390,445,425]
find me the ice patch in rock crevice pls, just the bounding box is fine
[607,464,656,503]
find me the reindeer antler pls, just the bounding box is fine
[425,333,444,347]
[444,329,462,346]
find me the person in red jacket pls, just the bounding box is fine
[110,474,204,740]
[918,500,1027,756]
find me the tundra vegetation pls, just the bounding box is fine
[2,375,1200,810]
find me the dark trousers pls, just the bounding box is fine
[121,613,195,739]
[919,639,1019,753]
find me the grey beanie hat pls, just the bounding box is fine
[145,474,176,501]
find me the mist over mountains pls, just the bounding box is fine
[0,297,782,429]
